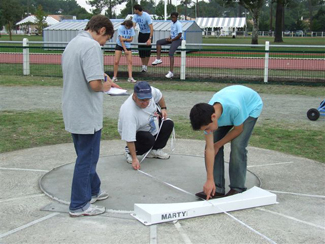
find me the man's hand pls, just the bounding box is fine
[132,158,140,170]
[161,109,167,120]
[102,75,113,92]
[166,38,172,42]
[203,179,216,200]
[146,39,151,45]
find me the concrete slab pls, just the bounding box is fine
[0,139,324,244]
[39,154,260,211]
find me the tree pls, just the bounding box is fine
[88,0,125,18]
[35,5,48,35]
[274,0,284,42]
[180,0,192,19]
[310,7,325,31]
[155,1,176,19]
[0,0,23,40]
[226,0,264,44]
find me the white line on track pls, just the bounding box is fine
[0,213,59,239]
[247,162,294,168]
[0,194,45,203]
[150,225,157,244]
[266,190,325,198]
[0,167,48,172]
[258,208,325,230]
[174,221,193,244]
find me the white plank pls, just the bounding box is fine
[131,186,277,225]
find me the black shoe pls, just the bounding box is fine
[195,191,225,200]
[225,189,241,197]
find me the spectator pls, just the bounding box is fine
[133,4,154,73]
[112,20,136,83]
[152,12,182,79]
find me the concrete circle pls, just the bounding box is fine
[40,154,260,212]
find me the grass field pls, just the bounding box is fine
[0,76,324,163]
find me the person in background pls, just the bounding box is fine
[189,85,263,200]
[62,15,119,217]
[118,81,174,170]
[112,20,136,83]
[151,12,182,79]
[133,4,154,73]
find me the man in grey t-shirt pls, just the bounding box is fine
[62,15,118,217]
[118,81,174,170]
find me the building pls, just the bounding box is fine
[43,19,202,49]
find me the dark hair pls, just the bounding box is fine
[171,12,179,18]
[133,4,142,12]
[121,19,133,28]
[189,103,215,130]
[85,15,114,37]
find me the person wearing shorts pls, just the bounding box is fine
[113,20,136,83]
[151,12,182,79]
[133,4,153,72]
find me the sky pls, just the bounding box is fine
[75,0,180,15]
[75,0,139,15]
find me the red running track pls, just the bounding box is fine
[0,53,324,71]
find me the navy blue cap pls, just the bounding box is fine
[134,81,152,99]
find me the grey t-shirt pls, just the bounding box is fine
[62,31,105,134]
[118,87,162,142]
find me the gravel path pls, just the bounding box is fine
[0,86,323,129]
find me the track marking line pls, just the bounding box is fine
[266,190,325,199]
[0,213,59,239]
[174,221,193,244]
[258,208,325,230]
[0,167,48,172]
[0,194,45,203]
[150,225,157,244]
[247,162,294,168]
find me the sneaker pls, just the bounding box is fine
[69,204,106,217]
[147,149,170,159]
[125,152,132,164]
[90,191,109,204]
[112,77,118,82]
[141,65,147,72]
[152,59,162,65]
[165,71,174,79]
[127,77,137,83]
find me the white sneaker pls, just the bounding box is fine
[141,65,147,72]
[127,77,137,83]
[165,71,174,79]
[125,152,132,164]
[69,204,106,217]
[147,149,170,159]
[152,59,162,65]
[112,77,118,82]
[90,191,109,204]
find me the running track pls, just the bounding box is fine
[0,53,324,71]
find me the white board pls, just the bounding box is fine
[131,186,277,225]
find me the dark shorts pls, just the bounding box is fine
[156,38,182,57]
[138,32,152,58]
[115,44,131,51]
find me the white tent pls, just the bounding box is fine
[195,17,246,29]
[16,15,59,26]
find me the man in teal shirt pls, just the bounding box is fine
[190,85,263,200]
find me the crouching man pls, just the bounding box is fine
[118,81,174,170]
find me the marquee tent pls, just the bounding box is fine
[195,17,246,29]
[16,15,59,26]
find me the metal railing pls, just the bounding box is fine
[0,39,324,84]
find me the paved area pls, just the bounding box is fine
[0,139,324,243]
[0,86,324,243]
